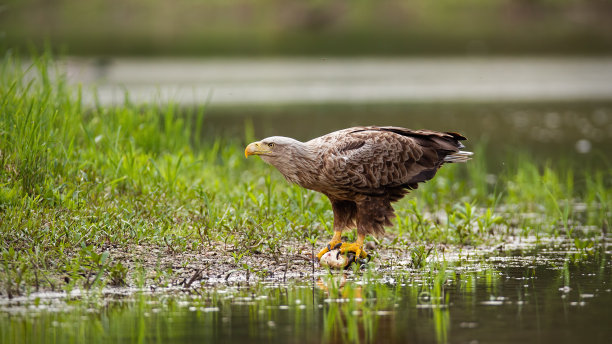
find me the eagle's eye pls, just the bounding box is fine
[268,143,275,148]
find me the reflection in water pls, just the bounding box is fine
[317,273,371,343]
[1,249,611,343]
[433,307,450,344]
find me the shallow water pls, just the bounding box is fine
[64,58,612,106]
[2,246,610,344]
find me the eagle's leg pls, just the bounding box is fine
[339,233,368,259]
[316,230,343,260]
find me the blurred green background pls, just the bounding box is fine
[2,0,612,56]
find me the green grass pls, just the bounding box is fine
[0,52,610,296]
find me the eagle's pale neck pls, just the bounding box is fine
[262,140,319,188]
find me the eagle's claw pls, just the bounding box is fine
[339,242,368,260]
[329,242,342,250]
[346,254,371,269]
[316,240,343,261]
[316,234,368,264]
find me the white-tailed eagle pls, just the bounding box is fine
[245,126,472,262]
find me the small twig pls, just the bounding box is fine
[248,238,265,249]
[283,260,289,283]
[184,269,202,289]
[225,270,236,282]
[33,267,39,293]
[83,270,93,290]
[292,254,314,262]
[311,242,315,305]
[42,274,55,292]
[197,225,211,247]
[164,237,176,254]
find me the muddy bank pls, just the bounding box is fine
[30,234,594,296]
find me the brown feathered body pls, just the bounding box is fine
[253,126,469,237]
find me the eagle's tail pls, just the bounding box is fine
[444,150,473,163]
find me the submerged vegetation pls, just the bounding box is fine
[0,53,611,299]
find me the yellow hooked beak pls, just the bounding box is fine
[245,141,270,158]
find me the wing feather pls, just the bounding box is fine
[309,126,465,197]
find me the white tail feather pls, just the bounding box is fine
[444,150,473,163]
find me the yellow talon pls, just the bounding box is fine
[340,234,368,259]
[316,231,343,261]
[317,232,369,261]
[339,242,368,259]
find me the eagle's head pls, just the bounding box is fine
[244,136,303,165]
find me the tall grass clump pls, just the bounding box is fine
[1,52,72,196]
[0,52,266,294]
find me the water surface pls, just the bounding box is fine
[64,58,612,106]
[2,246,610,343]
